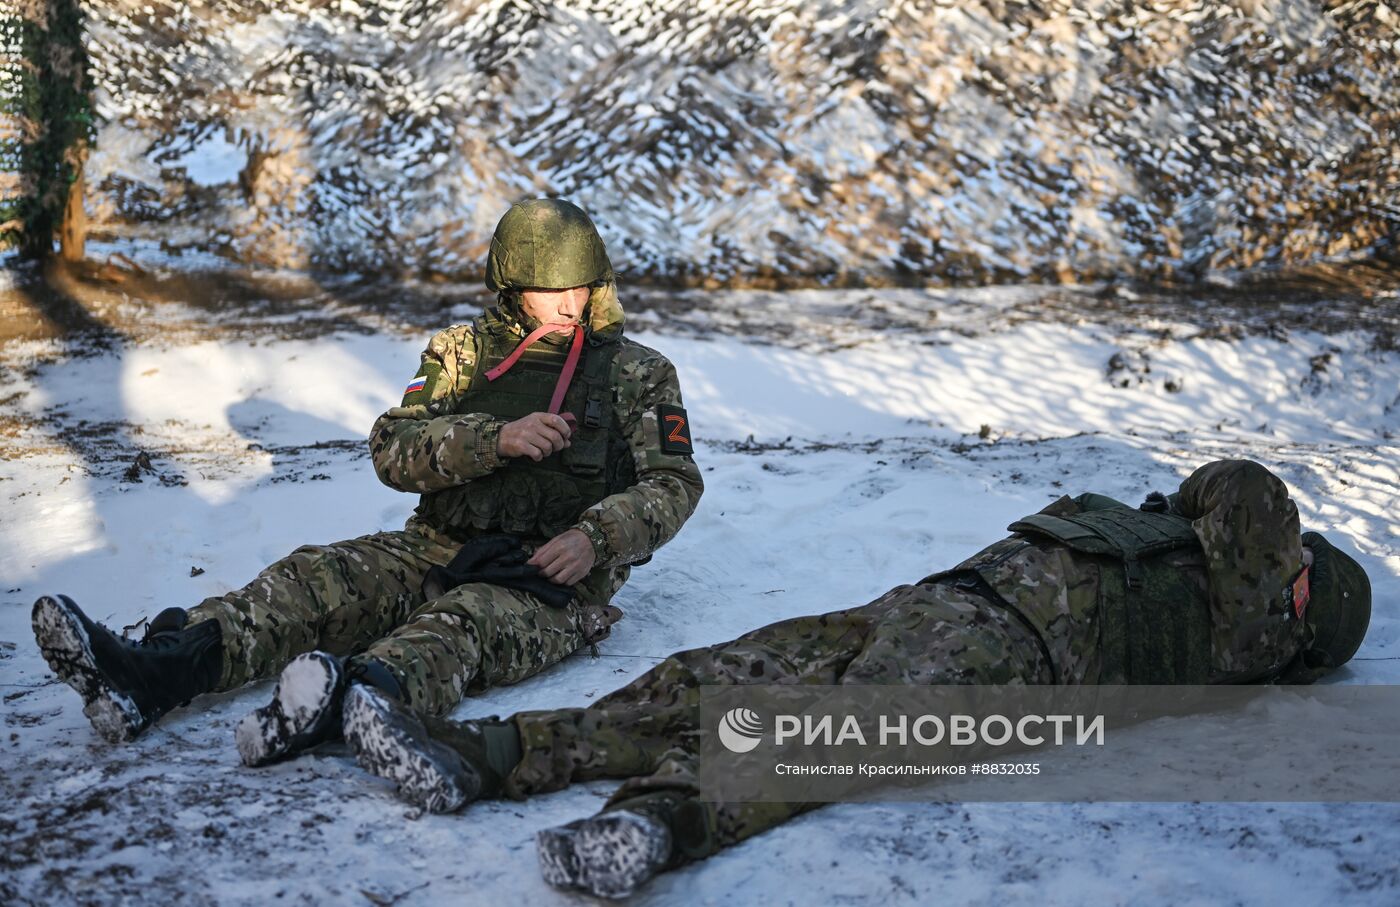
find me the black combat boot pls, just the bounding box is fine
[537,806,674,899]
[235,651,403,767]
[32,594,223,743]
[341,685,521,813]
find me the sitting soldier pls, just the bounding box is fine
[31,199,703,765]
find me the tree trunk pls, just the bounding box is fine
[59,150,86,262]
[7,0,93,261]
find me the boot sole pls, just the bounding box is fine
[343,685,479,814]
[537,810,671,899]
[31,595,144,743]
[235,651,341,767]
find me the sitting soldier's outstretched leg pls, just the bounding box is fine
[31,596,223,743]
[235,650,406,767]
[194,530,452,691]
[351,582,590,718]
[330,583,590,782]
[33,520,454,746]
[218,530,460,765]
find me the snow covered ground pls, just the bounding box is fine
[1,286,1397,904]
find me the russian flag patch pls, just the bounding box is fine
[404,375,428,395]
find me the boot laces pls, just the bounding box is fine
[119,616,180,650]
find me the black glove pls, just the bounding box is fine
[422,533,576,609]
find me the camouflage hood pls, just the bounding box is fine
[495,281,625,345]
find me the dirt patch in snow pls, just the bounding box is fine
[2,258,1397,351]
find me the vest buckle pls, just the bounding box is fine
[1124,557,1144,589]
[584,398,604,428]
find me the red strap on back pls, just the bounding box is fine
[485,322,585,417]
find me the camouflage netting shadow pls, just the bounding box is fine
[65,0,1400,283]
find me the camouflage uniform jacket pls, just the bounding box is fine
[367,287,704,606]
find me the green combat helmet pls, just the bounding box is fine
[485,198,613,293]
[1299,531,1372,669]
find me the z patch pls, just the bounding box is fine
[401,360,442,406]
[657,404,693,455]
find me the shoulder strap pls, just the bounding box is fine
[1008,514,1121,556]
[465,316,489,393]
[1008,507,1199,589]
[578,335,623,429]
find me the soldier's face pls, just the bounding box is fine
[520,286,590,326]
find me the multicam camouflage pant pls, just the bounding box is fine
[186,523,595,716]
[505,582,1053,866]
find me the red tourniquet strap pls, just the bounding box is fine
[548,327,585,415]
[484,322,585,416]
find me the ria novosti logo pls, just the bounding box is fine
[715,707,1105,753]
[717,707,765,753]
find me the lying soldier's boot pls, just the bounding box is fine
[342,686,482,813]
[236,652,401,767]
[343,685,523,813]
[537,810,673,899]
[32,594,223,743]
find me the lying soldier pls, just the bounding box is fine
[338,459,1371,898]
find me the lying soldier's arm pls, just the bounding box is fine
[369,326,506,494]
[572,353,705,569]
[1176,459,1305,680]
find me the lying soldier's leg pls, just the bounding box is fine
[507,592,901,797]
[538,584,1055,897]
[353,582,589,717]
[346,580,1041,892]
[535,741,819,899]
[342,686,524,813]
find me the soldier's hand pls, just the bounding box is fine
[498,412,572,461]
[529,528,596,586]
